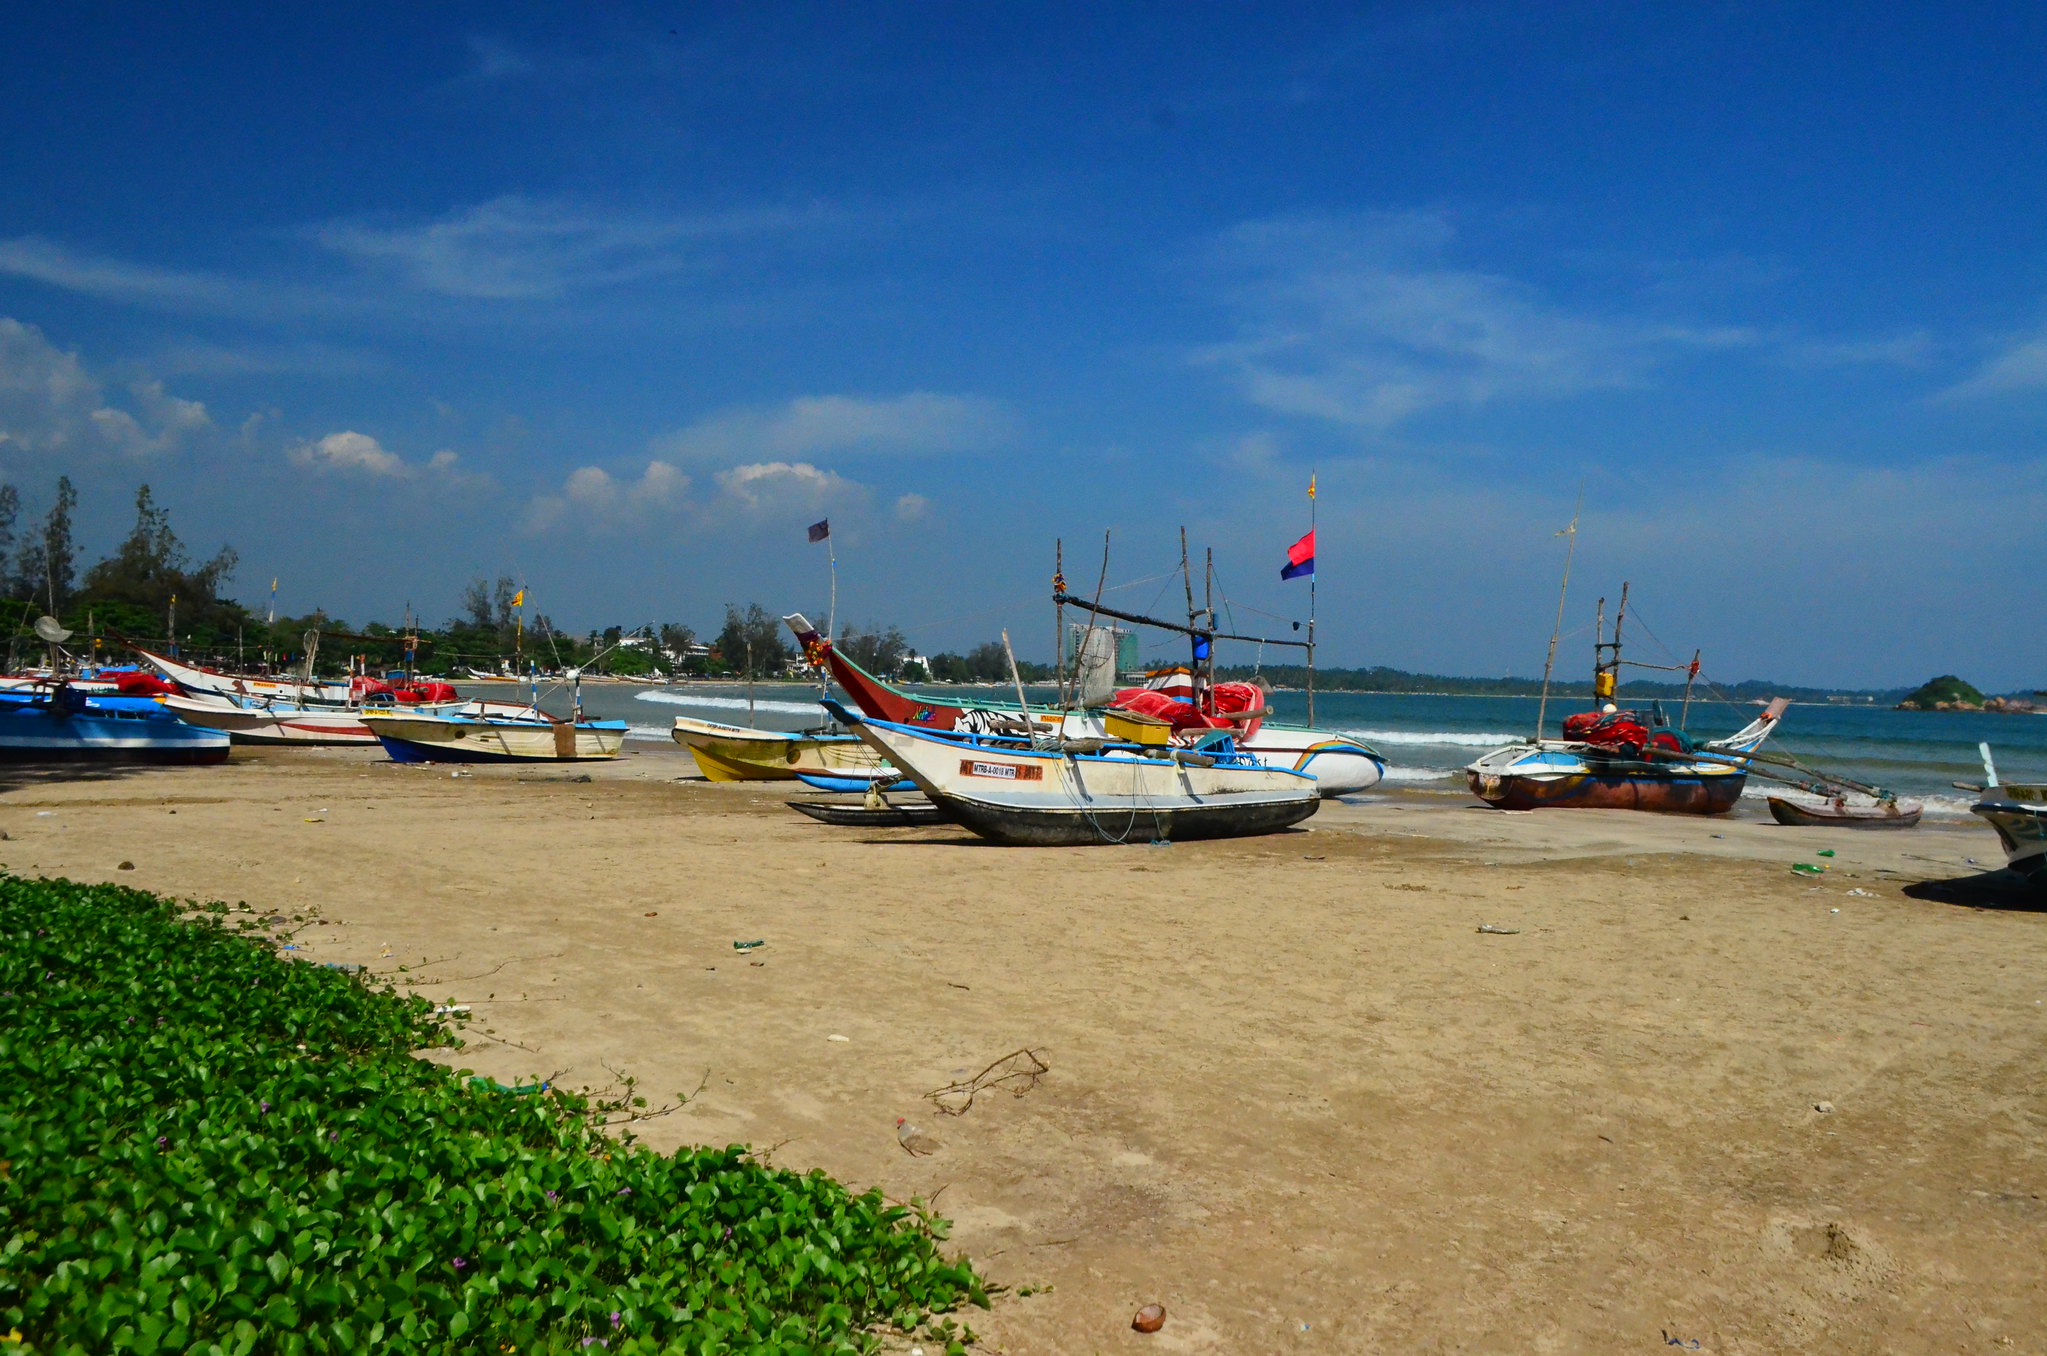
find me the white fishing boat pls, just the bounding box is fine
[136,646,354,706]
[363,707,628,763]
[826,699,1319,846]
[161,692,526,746]
[1968,745,2046,889]
[786,615,1385,796]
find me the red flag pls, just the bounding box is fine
[1281,529,1315,580]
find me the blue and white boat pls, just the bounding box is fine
[0,685,230,764]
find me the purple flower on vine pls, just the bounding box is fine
[259,1100,270,1114]
[617,1187,631,1196]
[155,1136,167,1149]
[609,1311,622,1328]
[451,1257,467,1271]
[545,1190,558,1201]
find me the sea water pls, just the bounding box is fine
[525,682,2047,816]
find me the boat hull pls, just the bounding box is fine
[1972,795,2047,885]
[1767,796,1924,828]
[938,789,1319,846]
[365,715,626,763]
[670,716,887,782]
[789,800,952,827]
[1468,764,1745,814]
[162,695,381,745]
[0,696,230,764]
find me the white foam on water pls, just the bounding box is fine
[625,724,673,742]
[634,690,823,717]
[1339,728,1519,749]
[1377,764,1459,783]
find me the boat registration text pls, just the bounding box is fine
[960,759,1043,781]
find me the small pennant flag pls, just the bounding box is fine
[1281,529,1315,581]
[511,589,525,607]
[807,519,831,543]
[1308,474,1316,501]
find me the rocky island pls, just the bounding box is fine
[1897,675,2041,712]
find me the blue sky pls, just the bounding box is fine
[2,2,2044,687]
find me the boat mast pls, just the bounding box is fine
[1593,581,1629,706]
[1204,547,1216,713]
[1179,527,1200,709]
[1533,492,1582,740]
[1053,538,1066,707]
[1306,473,1316,728]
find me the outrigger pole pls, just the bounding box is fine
[1052,591,1312,653]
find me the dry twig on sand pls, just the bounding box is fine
[926,1048,1049,1117]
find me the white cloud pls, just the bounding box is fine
[1196,212,1756,428]
[315,195,825,301]
[893,492,930,521]
[0,237,235,308]
[653,392,1012,462]
[1938,330,2047,401]
[0,317,211,460]
[288,431,407,475]
[286,431,460,479]
[525,459,691,530]
[712,460,850,509]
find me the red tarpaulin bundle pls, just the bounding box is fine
[1110,688,1219,732]
[112,672,177,697]
[1562,710,1649,755]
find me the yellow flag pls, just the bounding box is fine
[1308,474,1317,500]
[512,589,525,607]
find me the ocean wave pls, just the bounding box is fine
[1376,764,1458,783]
[1339,728,1519,749]
[625,724,673,742]
[635,691,825,717]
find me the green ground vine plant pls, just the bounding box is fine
[0,873,985,1354]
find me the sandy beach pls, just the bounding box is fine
[5,744,2043,1354]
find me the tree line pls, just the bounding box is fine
[0,476,1053,682]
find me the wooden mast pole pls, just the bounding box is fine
[1533,490,1583,740]
[1054,537,1066,707]
[1306,473,1317,727]
[1204,546,1216,713]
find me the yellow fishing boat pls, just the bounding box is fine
[670,714,890,782]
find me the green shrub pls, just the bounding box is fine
[0,875,983,1354]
